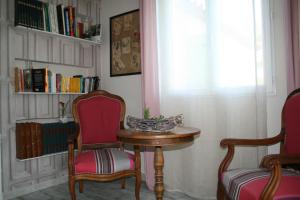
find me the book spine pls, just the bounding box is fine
[68,6,74,36]
[32,68,46,92]
[16,123,26,159]
[15,67,20,92]
[53,4,59,33]
[32,0,38,29]
[72,7,76,37]
[44,3,51,32]
[20,68,24,92]
[26,0,31,28]
[64,8,70,36]
[38,1,44,30]
[56,5,64,34]
[51,72,56,93]
[30,122,37,157]
[61,5,66,35]
[25,123,32,158]
[27,0,34,28]
[56,73,61,93]
[36,123,43,156]
[49,4,55,33]
[42,2,46,31]
[42,124,48,155]
[15,0,20,26]
[23,68,32,92]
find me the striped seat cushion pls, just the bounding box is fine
[222,168,300,200]
[75,148,135,175]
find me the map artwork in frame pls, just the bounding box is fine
[110,9,141,77]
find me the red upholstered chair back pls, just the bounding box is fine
[282,89,300,155]
[72,91,125,150]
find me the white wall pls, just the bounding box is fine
[99,0,143,119]
[266,0,289,154]
[99,0,145,176]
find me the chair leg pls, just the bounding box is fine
[69,177,76,200]
[217,181,225,200]
[79,181,84,193]
[135,173,141,200]
[121,178,126,189]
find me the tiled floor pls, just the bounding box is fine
[9,178,198,200]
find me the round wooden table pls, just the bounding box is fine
[117,127,200,200]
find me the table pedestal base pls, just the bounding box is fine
[154,146,164,200]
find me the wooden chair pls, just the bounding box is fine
[68,90,141,200]
[217,89,300,200]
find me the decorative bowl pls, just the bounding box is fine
[126,114,183,131]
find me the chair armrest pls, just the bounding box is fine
[218,134,284,179]
[260,154,300,169]
[220,133,284,148]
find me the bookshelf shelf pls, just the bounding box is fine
[16,92,86,95]
[13,25,101,46]
[14,58,93,68]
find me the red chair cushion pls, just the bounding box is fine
[75,149,135,175]
[222,168,300,200]
[77,96,121,144]
[284,94,300,155]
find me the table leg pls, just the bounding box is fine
[154,146,164,200]
[134,145,141,200]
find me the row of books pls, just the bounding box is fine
[16,123,43,159]
[16,122,77,159]
[15,67,100,93]
[15,0,85,38]
[42,122,76,155]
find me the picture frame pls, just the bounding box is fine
[110,9,141,77]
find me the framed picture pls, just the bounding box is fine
[110,9,141,77]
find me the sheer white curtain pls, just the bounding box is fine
[157,0,268,198]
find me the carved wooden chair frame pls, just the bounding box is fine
[217,88,300,200]
[68,90,141,200]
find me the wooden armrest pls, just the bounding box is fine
[220,133,284,148]
[261,154,300,168]
[218,133,284,179]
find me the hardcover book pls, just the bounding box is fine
[30,122,37,157]
[15,67,20,92]
[36,123,43,156]
[23,69,32,92]
[56,4,65,35]
[25,123,32,158]
[32,68,46,92]
[16,123,26,159]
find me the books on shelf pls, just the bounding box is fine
[16,122,43,159]
[15,67,100,94]
[14,0,101,42]
[41,122,76,155]
[16,122,76,159]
